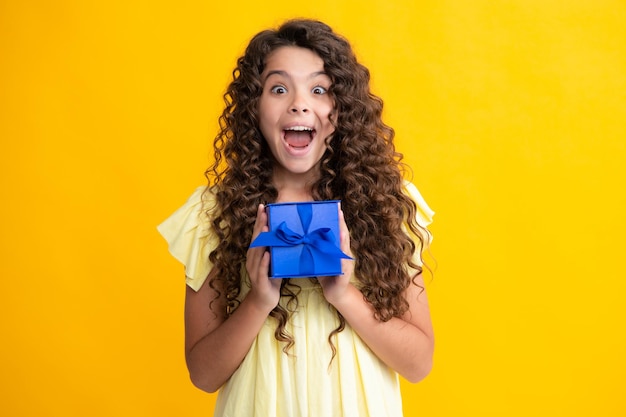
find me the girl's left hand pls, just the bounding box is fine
[318,207,354,306]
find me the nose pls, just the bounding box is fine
[289,91,309,113]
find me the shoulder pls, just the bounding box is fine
[157,186,221,291]
[402,180,434,227]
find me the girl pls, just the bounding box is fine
[158,19,435,417]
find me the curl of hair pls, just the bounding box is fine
[204,19,429,357]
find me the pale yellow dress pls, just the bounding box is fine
[157,181,434,417]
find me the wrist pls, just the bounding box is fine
[324,282,359,311]
[245,288,279,315]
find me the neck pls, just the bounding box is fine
[272,167,319,203]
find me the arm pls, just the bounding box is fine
[318,210,434,383]
[323,275,434,383]
[184,204,281,393]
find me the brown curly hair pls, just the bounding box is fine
[204,18,429,353]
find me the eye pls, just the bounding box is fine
[312,85,328,95]
[270,85,287,94]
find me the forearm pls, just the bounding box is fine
[186,293,271,393]
[330,284,434,383]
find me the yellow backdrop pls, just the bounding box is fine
[1,1,625,416]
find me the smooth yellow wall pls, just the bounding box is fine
[1,1,624,416]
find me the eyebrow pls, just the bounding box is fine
[263,70,328,82]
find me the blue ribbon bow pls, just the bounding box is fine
[250,203,352,276]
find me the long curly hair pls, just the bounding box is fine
[204,19,429,353]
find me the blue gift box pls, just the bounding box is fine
[249,200,352,278]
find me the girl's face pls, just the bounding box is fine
[258,46,335,183]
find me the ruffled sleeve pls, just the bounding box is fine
[157,187,219,292]
[402,180,435,269]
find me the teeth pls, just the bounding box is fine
[285,126,313,132]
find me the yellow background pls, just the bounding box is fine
[1,0,625,415]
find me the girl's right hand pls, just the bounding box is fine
[245,204,282,313]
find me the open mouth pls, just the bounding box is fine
[283,126,315,150]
